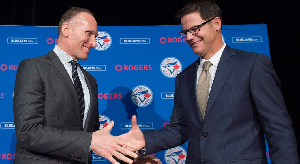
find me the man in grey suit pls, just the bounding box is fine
[13,7,138,164]
[120,1,299,163]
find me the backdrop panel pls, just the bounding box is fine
[0,24,271,164]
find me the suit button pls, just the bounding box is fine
[202,158,208,163]
[202,132,208,137]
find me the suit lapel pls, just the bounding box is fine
[81,68,95,131]
[205,46,237,119]
[46,50,84,128]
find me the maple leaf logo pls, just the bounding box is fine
[103,122,108,127]
[144,92,151,98]
[173,64,180,69]
[103,38,110,43]
[178,153,185,159]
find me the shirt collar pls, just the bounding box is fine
[200,43,226,67]
[53,45,75,64]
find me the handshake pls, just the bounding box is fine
[90,115,161,164]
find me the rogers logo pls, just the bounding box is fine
[1,64,18,71]
[98,93,122,99]
[0,153,15,160]
[0,93,4,98]
[47,38,58,44]
[160,37,186,44]
[115,65,152,71]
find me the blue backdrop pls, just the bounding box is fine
[0,24,271,163]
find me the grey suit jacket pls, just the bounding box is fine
[143,46,299,164]
[13,50,100,164]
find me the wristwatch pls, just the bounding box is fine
[138,147,146,156]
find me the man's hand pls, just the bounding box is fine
[118,115,146,151]
[91,121,138,164]
[134,155,162,164]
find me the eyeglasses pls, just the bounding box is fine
[179,17,215,38]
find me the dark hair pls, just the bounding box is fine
[58,7,94,36]
[175,0,222,22]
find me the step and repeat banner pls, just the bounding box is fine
[0,24,271,163]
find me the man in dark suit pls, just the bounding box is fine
[120,1,299,163]
[13,7,138,164]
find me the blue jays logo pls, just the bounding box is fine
[131,85,153,107]
[160,57,182,78]
[164,146,186,164]
[99,115,111,129]
[95,31,112,51]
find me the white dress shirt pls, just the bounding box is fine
[196,43,226,93]
[53,45,90,128]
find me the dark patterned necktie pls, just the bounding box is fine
[70,60,85,121]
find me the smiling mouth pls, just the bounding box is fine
[83,46,90,51]
[192,39,202,46]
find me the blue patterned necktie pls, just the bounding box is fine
[70,60,85,121]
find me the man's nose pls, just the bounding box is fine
[185,32,195,40]
[90,36,97,48]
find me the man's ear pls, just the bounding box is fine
[61,22,71,38]
[213,17,222,31]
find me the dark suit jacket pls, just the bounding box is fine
[143,46,299,163]
[13,50,100,164]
